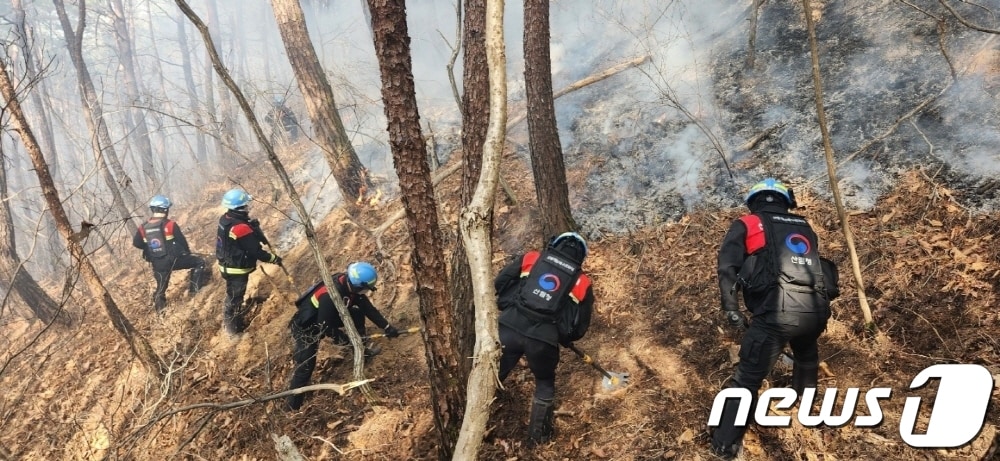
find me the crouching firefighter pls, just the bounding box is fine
[495,232,594,445]
[285,262,400,411]
[711,178,840,459]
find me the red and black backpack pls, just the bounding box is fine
[138,219,175,259]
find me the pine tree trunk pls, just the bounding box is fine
[270,0,373,203]
[524,0,576,239]
[367,0,463,457]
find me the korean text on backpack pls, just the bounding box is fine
[518,248,590,342]
[736,213,830,300]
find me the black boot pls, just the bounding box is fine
[710,393,750,459]
[791,363,819,395]
[189,264,206,295]
[285,393,304,411]
[527,398,555,446]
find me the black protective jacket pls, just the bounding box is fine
[290,273,390,338]
[133,217,193,269]
[717,202,831,316]
[216,210,277,274]
[495,253,595,347]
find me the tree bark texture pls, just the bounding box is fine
[270,0,372,203]
[452,0,506,457]
[449,0,490,386]
[0,147,62,324]
[366,0,463,457]
[0,61,163,377]
[52,0,140,232]
[523,0,576,240]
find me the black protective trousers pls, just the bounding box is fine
[221,273,250,334]
[150,254,206,313]
[286,324,323,410]
[498,324,560,401]
[711,310,827,453]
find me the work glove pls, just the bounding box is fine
[384,325,400,338]
[723,310,747,329]
[271,255,283,266]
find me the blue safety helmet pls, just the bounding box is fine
[149,195,172,211]
[221,188,252,210]
[550,232,588,260]
[347,262,378,292]
[744,178,796,208]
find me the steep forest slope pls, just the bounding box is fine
[2,0,1000,460]
[0,148,997,460]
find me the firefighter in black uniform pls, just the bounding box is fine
[215,188,282,335]
[285,261,400,411]
[711,178,839,459]
[132,195,206,314]
[495,232,594,445]
[265,96,299,145]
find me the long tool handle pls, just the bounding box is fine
[565,343,614,380]
[266,243,295,285]
[363,326,422,340]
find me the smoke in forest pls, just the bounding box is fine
[2,0,998,269]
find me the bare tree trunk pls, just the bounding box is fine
[205,0,239,153]
[801,0,875,329]
[0,60,164,378]
[109,0,157,186]
[52,0,139,232]
[11,0,60,182]
[11,0,67,273]
[450,0,489,384]
[201,28,227,161]
[366,0,462,457]
[524,0,576,240]
[175,0,373,386]
[0,142,63,325]
[453,0,506,457]
[270,0,373,203]
[176,14,208,164]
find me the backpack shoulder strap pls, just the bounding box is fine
[739,214,765,254]
[569,273,591,304]
[520,250,541,277]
